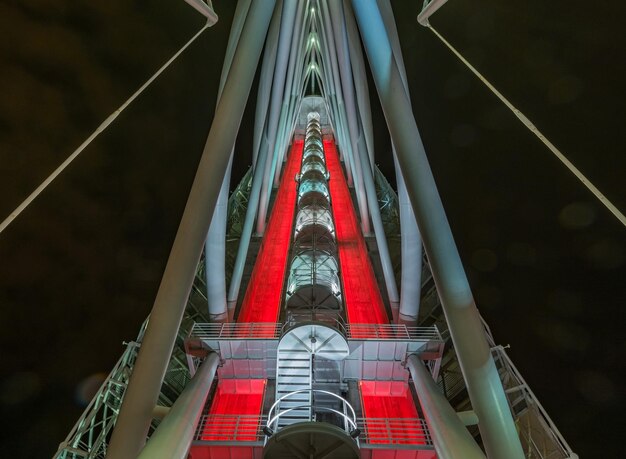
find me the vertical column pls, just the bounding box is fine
[272,1,309,187]
[205,0,252,321]
[256,0,298,235]
[227,0,284,309]
[105,1,276,457]
[327,0,399,306]
[349,1,524,458]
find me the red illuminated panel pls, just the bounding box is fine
[324,140,388,328]
[194,142,302,458]
[199,379,266,441]
[237,140,304,326]
[360,381,431,450]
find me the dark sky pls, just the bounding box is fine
[0,1,624,457]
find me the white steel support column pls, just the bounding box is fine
[251,0,280,169]
[350,1,525,458]
[136,353,220,459]
[318,4,370,234]
[315,11,354,187]
[227,2,284,308]
[105,1,276,457]
[395,155,422,322]
[256,0,297,235]
[205,0,252,322]
[205,156,231,321]
[271,1,309,188]
[343,8,375,170]
[327,0,398,305]
[406,355,486,459]
[376,0,423,322]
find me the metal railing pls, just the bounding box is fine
[192,411,436,450]
[265,389,359,442]
[190,320,442,342]
[346,324,442,341]
[191,322,282,339]
[194,414,267,443]
[358,417,434,447]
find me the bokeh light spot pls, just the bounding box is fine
[558,201,596,229]
[576,371,616,406]
[75,373,107,407]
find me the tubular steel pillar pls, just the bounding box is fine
[204,0,251,322]
[343,6,375,170]
[395,155,423,322]
[317,8,358,190]
[318,4,370,234]
[136,353,220,459]
[227,1,283,308]
[251,0,280,170]
[327,0,398,305]
[256,0,297,235]
[272,0,308,188]
[406,355,486,459]
[375,0,423,322]
[105,1,276,457]
[350,1,524,458]
[321,0,370,234]
[205,156,231,321]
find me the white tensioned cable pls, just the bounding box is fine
[428,24,626,228]
[0,23,211,235]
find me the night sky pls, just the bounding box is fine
[1,1,624,457]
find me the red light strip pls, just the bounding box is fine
[201,142,303,451]
[200,379,267,441]
[326,139,429,450]
[237,140,304,325]
[324,139,388,326]
[360,381,430,447]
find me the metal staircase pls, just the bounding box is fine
[271,322,351,432]
[274,347,313,428]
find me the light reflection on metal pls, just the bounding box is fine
[183,0,219,24]
[417,0,449,26]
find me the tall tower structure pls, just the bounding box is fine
[54,1,578,459]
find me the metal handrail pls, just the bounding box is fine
[345,323,442,341]
[190,321,442,342]
[358,417,434,446]
[266,389,358,437]
[280,312,349,337]
[190,322,282,339]
[195,414,267,442]
[267,405,358,432]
